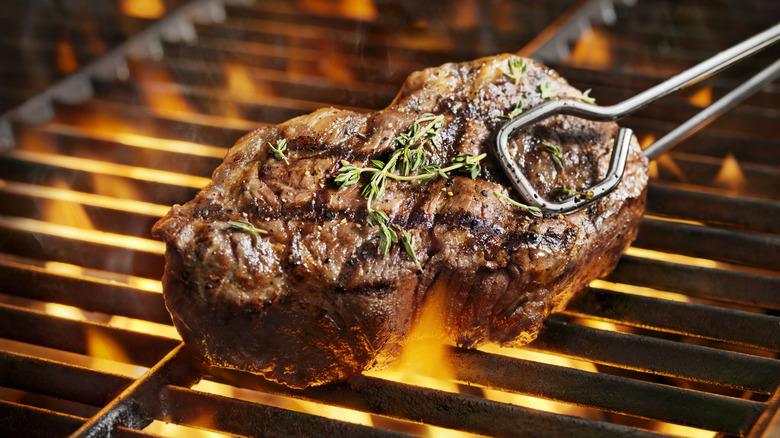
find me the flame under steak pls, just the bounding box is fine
[152,54,648,388]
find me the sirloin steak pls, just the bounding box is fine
[153,54,648,389]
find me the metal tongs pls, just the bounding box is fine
[496,23,780,215]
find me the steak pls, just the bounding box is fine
[152,54,648,388]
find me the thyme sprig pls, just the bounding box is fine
[494,191,543,218]
[398,228,421,270]
[335,113,485,267]
[335,153,487,201]
[504,58,528,85]
[553,187,594,201]
[227,220,268,245]
[577,89,596,105]
[268,139,289,163]
[540,140,564,172]
[499,99,525,121]
[395,113,443,176]
[540,80,557,99]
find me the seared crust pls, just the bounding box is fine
[153,54,648,388]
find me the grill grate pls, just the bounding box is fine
[1,0,779,437]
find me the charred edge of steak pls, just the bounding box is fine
[153,54,648,388]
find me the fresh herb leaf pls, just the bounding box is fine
[334,114,486,264]
[398,228,421,271]
[540,80,557,99]
[227,220,268,245]
[503,58,528,85]
[367,209,389,227]
[494,191,543,218]
[377,224,398,254]
[396,113,443,176]
[540,140,565,173]
[268,139,289,163]
[451,152,483,179]
[552,187,594,201]
[498,99,525,121]
[577,89,596,105]
[334,161,363,188]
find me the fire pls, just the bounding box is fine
[394,276,455,380]
[654,154,688,183]
[569,28,612,69]
[135,66,197,116]
[688,86,713,108]
[319,51,357,83]
[367,277,477,436]
[640,134,656,151]
[120,0,165,19]
[590,279,692,304]
[296,0,378,21]
[223,63,272,120]
[712,153,746,192]
[86,327,133,364]
[225,63,260,97]
[42,178,94,229]
[57,34,79,73]
[450,0,479,30]
[477,344,601,417]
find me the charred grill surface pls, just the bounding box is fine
[153,54,648,388]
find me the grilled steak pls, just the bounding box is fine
[153,54,648,388]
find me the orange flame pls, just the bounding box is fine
[120,0,165,19]
[225,63,260,97]
[57,34,79,73]
[712,153,746,191]
[569,28,612,69]
[688,86,713,108]
[42,179,94,229]
[136,66,197,116]
[450,0,479,30]
[318,51,357,83]
[296,0,378,21]
[395,276,455,380]
[654,154,688,183]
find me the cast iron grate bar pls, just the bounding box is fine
[607,255,780,310]
[448,347,766,436]
[564,287,780,352]
[646,183,780,233]
[634,218,780,271]
[0,400,156,438]
[204,365,668,438]
[0,259,168,325]
[531,317,780,394]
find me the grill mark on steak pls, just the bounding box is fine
[153,54,648,388]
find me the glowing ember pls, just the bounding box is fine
[568,28,612,69]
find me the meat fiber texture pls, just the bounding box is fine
[153,54,648,389]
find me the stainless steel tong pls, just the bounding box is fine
[495,22,780,215]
